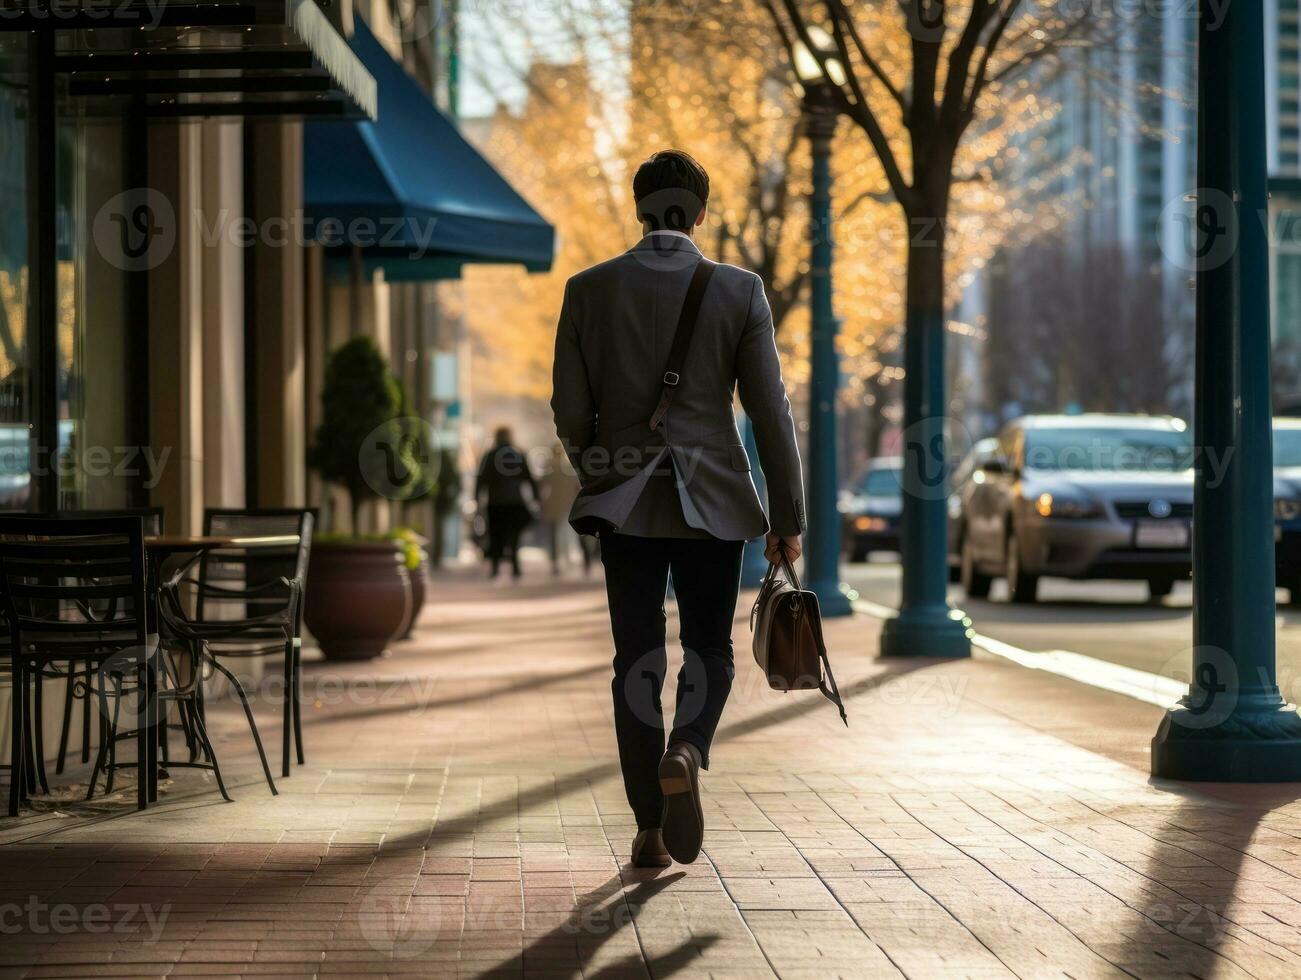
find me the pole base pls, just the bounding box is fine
[808,578,853,618]
[879,605,972,658]
[1152,702,1301,781]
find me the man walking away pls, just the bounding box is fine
[551,150,805,867]
[474,426,539,580]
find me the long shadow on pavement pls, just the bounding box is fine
[301,662,610,727]
[398,657,945,851]
[1127,791,1299,976]
[480,870,708,978]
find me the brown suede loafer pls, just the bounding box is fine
[630,828,672,868]
[658,740,704,864]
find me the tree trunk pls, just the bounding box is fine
[897,204,952,616]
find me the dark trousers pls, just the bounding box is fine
[599,531,744,830]
[486,505,529,577]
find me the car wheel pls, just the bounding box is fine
[960,532,992,599]
[1148,576,1175,601]
[1006,529,1039,604]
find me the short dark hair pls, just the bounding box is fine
[632,150,710,232]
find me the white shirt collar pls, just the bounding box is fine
[642,229,694,242]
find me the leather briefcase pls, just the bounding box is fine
[750,556,847,725]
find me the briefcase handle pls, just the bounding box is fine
[759,544,801,589]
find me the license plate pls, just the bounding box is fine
[1135,519,1189,549]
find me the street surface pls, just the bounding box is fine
[5,562,1301,978]
[843,559,1301,705]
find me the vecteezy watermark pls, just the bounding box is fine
[1159,187,1239,274]
[92,191,443,272]
[555,438,708,487]
[82,642,163,733]
[92,188,176,273]
[358,417,441,501]
[629,186,707,272]
[1142,900,1230,944]
[898,416,976,502]
[0,443,171,490]
[358,880,650,959]
[1156,645,1240,729]
[617,641,967,730]
[0,0,169,29]
[357,886,441,959]
[0,898,170,940]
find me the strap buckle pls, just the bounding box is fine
[662,371,680,387]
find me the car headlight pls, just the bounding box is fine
[1276,499,1301,521]
[1034,492,1100,519]
[853,516,889,532]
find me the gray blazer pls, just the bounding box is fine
[551,233,806,540]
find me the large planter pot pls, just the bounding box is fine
[397,554,429,640]
[305,541,411,661]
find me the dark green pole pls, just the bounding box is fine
[803,83,851,616]
[879,264,971,658]
[1151,0,1301,779]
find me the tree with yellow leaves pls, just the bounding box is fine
[455,0,1071,455]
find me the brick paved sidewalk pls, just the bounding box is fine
[3,563,1301,978]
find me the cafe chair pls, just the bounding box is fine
[41,508,166,782]
[165,508,315,778]
[0,516,158,815]
[134,586,279,800]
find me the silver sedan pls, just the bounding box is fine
[957,415,1194,603]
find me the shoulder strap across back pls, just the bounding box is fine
[649,257,716,431]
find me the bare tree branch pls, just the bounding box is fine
[965,0,1022,111]
[939,0,994,132]
[825,0,906,111]
[765,0,916,207]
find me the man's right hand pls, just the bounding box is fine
[764,532,801,565]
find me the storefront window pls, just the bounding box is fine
[59,112,133,509]
[0,37,29,511]
[0,43,132,511]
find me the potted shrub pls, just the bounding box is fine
[392,527,429,639]
[305,337,424,661]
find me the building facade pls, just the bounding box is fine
[970,8,1197,423]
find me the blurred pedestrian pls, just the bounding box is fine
[551,149,805,867]
[540,443,582,575]
[475,426,539,580]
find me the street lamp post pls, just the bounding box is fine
[1151,0,1301,778]
[877,279,972,659]
[797,38,851,617]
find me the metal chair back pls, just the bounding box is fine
[198,509,315,624]
[0,516,150,652]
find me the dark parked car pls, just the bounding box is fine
[1275,418,1301,603]
[956,415,1194,603]
[840,457,902,562]
[947,437,998,580]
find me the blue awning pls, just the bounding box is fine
[304,19,554,278]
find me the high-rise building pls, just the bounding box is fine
[970,9,1197,421]
[1267,1,1301,390]
[1268,0,1301,176]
